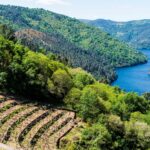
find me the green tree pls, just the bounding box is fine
[70,68,95,89]
[79,86,107,123]
[64,87,82,110]
[0,24,15,40]
[77,124,112,150]
[124,121,150,149]
[51,69,73,98]
[106,115,125,148]
[123,93,149,113]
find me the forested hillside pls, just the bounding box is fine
[15,29,116,82]
[0,5,147,82]
[82,19,150,50]
[0,27,150,149]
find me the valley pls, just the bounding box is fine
[82,18,150,94]
[0,3,150,150]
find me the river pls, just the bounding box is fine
[112,50,150,94]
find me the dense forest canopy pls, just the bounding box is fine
[0,5,147,83]
[14,29,116,83]
[0,25,150,149]
[82,19,150,50]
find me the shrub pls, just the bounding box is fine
[70,68,95,89]
[64,88,82,110]
[79,86,108,123]
[124,121,150,149]
[51,69,73,98]
[123,93,149,113]
[77,124,112,150]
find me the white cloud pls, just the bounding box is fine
[37,0,70,6]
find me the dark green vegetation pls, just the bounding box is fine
[0,25,96,101]
[0,35,73,100]
[0,26,150,149]
[0,5,147,83]
[82,19,150,50]
[63,86,150,150]
[15,29,115,82]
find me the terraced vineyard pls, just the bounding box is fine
[0,95,76,150]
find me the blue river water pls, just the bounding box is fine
[112,50,150,94]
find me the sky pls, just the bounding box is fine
[0,0,150,21]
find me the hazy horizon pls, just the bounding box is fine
[0,0,150,21]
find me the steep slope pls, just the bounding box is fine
[0,5,147,82]
[15,29,116,82]
[82,19,150,50]
[0,95,76,150]
[0,27,150,150]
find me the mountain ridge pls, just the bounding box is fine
[81,19,150,50]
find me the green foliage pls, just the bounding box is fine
[0,72,7,87]
[0,24,15,40]
[70,68,95,89]
[107,115,125,136]
[130,111,150,125]
[111,94,129,120]
[143,92,150,100]
[63,82,150,149]
[64,88,82,110]
[84,19,150,50]
[111,93,149,120]
[106,115,125,148]
[78,124,112,150]
[124,121,150,149]
[0,35,74,100]
[0,36,15,71]
[123,93,149,113]
[14,29,117,83]
[79,85,108,123]
[0,5,147,82]
[51,69,73,98]
[0,25,150,150]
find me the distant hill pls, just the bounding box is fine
[0,5,147,82]
[82,19,150,50]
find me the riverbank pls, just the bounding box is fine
[112,49,150,94]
